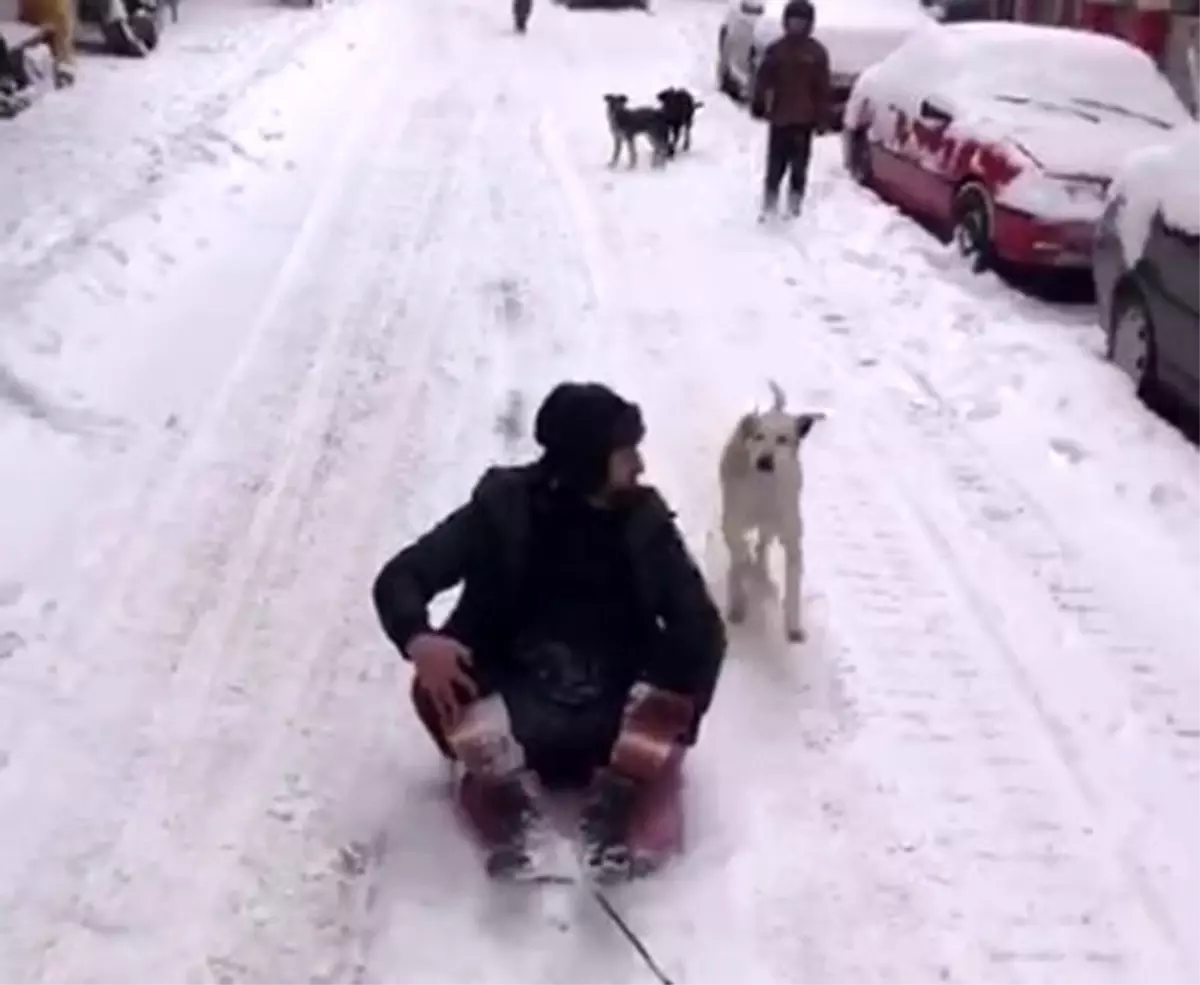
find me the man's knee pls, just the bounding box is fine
[411,682,526,778]
[609,683,696,782]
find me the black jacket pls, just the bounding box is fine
[372,464,726,717]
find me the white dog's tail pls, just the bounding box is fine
[767,379,786,412]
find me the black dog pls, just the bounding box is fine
[603,93,672,169]
[656,87,704,154]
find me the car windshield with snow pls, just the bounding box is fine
[842,21,1194,273]
[1093,121,1199,418]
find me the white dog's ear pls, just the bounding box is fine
[795,412,826,440]
[737,412,758,440]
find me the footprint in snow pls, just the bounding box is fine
[1149,483,1185,508]
[494,389,525,447]
[1048,436,1088,465]
[0,631,24,662]
[0,582,23,608]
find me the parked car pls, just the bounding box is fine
[564,0,646,9]
[1094,122,1198,416]
[716,0,935,128]
[77,0,173,54]
[842,21,1193,273]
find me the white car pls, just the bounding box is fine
[715,0,935,127]
[842,21,1193,272]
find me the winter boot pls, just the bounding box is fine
[472,770,554,880]
[786,190,803,218]
[579,768,640,882]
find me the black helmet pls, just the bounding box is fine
[782,0,814,25]
[533,381,645,495]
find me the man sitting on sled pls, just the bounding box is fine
[372,381,727,882]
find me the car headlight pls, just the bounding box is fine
[1048,174,1110,204]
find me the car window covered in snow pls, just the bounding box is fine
[942,23,1191,128]
[1110,122,1200,262]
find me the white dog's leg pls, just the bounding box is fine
[753,533,769,586]
[782,541,805,643]
[723,522,752,625]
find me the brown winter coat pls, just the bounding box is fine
[753,33,830,127]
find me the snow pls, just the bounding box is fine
[942,22,1191,127]
[1109,120,1200,264]
[1,0,1199,981]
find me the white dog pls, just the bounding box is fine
[718,380,824,643]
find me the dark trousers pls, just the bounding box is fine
[412,673,626,789]
[763,123,814,209]
[512,0,531,30]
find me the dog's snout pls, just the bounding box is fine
[755,454,774,473]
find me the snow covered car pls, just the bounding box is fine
[842,22,1194,272]
[1093,122,1198,415]
[716,0,934,128]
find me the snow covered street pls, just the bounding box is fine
[1,0,1197,980]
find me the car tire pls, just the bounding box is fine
[743,48,759,103]
[847,128,872,186]
[951,183,993,273]
[1107,282,1159,401]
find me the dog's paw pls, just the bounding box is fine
[786,627,807,644]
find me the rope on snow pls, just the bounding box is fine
[590,886,675,984]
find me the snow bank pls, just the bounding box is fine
[1109,121,1200,263]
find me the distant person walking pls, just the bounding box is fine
[513,0,531,33]
[750,0,830,220]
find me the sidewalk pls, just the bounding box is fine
[1,0,351,303]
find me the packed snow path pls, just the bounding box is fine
[1,0,1198,981]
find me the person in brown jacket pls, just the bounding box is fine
[750,0,830,219]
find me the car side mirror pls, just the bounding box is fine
[919,97,953,125]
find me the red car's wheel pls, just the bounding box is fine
[847,128,873,186]
[951,183,994,273]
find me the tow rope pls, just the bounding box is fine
[591,886,675,984]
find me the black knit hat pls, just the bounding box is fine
[783,0,813,24]
[533,382,645,494]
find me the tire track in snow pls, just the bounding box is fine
[773,202,1199,976]
[513,14,964,980]
[0,0,378,310]
[738,216,1197,977]
[523,11,1195,971]
[0,40,477,985]
[18,86,487,983]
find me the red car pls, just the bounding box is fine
[842,21,1192,272]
